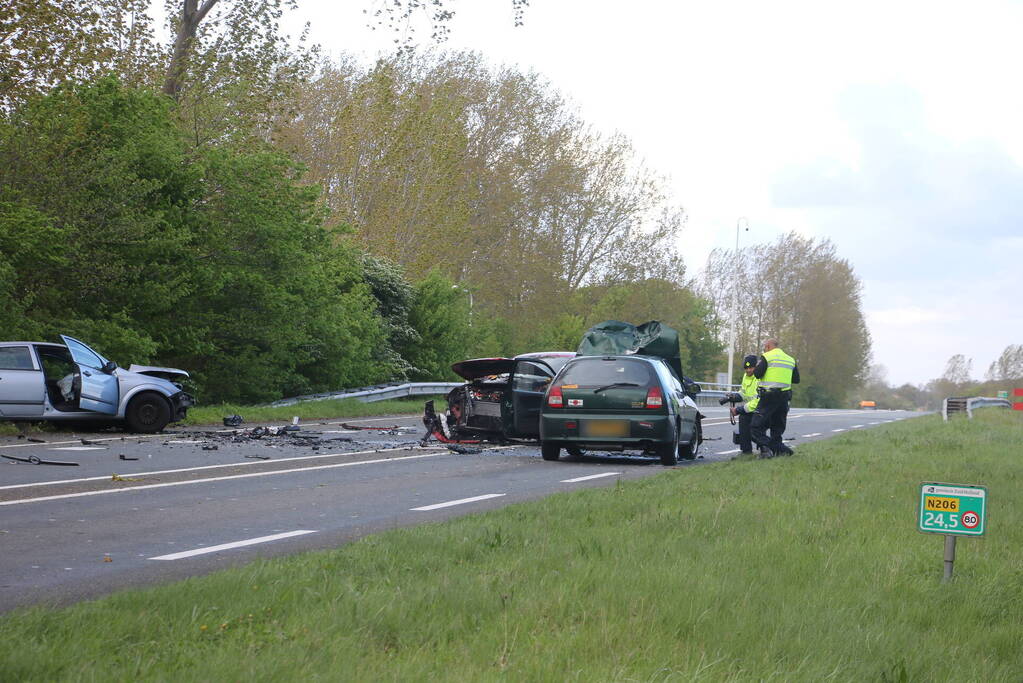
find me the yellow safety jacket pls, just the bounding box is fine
[740,372,759,411]
[760,347,796,391]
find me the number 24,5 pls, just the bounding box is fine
[924,512,959,528]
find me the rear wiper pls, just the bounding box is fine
[593,382,641,393]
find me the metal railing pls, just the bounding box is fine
[270,382,462,407]
[942,396,1012,421]
[271,381,733,409]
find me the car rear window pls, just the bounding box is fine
[558,358,654,386]
[0,346,34,370]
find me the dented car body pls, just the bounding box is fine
[424,352,576,442]
[0,335,194,432]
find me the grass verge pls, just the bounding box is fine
[2,410,1021,680]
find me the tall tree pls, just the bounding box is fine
[986,344,1023,381]
[702,233,871,407]
[1,0,161,112]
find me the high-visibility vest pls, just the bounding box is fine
[740,373,759,401]
[740,372,760,411]
[761,347,796,391]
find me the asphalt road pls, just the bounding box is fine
[0,407,920,612]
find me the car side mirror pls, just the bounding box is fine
[102,360,118,374]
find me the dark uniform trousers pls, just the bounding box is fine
[737,412,753,453]
[750,389,790,454]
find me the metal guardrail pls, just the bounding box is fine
[270,382,462,407]
[272,382,731,409]
[942,396,1012,421]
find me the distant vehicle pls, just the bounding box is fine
[539,354,702,466]
[423,352,576,442]
[0,335,194,432]
[859,400,877,409]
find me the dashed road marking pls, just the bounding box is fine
[561,472,621,483]
[802,433,823,437]
[49,446,105,451]
[832,428,846,432]
[411,494,505,511]
[718,448,741,455]
[149,530,317,560]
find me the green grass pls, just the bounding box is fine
[2,410,1022,681]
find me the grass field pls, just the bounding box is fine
[1,410,1021,681]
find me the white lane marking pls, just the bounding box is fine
[149,530,316,561]
[718,448,741,455]
[802,433,823,438]
[0,434,164,450]
[0,444,485,491]
[561,472,621,483]
[0,451,455,506]
[869,422,881,425]
[165,440,207,444]
[411,494,505,511]
[49,446,105,451]
[851,424,864,428]
[832,429,846,432]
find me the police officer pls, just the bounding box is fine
[750,338,800,457]
[730,354,760,455]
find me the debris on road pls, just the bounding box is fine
[341,423,400,431]
[80,438,100,446]
[202,445,219,451]
[223,415,244,427]
[244,454,271,460]
[111,473,140,482]
[118,454,139,461]
[445,444,483,455]
[27,437,45,443]
[2,453,79,466]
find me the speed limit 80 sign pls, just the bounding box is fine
[918,483,987,536]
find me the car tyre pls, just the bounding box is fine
[541,442,561,461]
[678,419,702,460]
[658,425,679,466]
[125,392,171,433]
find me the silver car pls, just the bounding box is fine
[0,335,194,432]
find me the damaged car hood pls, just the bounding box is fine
[127,364,190,381]
[577,320,684,380]
[450,358,516,380]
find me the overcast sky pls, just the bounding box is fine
[281,0,1023,386]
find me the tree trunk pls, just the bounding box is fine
[162,0,219,99]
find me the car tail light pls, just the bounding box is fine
[645,386,663,409]
[547,385,564,407]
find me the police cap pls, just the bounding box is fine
[743,354,758,368]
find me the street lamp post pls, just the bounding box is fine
[726,217,749,387]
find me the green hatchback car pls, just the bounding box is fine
[539,355,703,466]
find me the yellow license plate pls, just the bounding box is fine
[581,420,629,438]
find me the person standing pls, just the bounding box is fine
[750,338,800,457]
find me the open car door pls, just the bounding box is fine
[504,359,558,439]
[60,335,118,415]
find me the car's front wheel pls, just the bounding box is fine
[125,392,171,433]
[541,442,561,461]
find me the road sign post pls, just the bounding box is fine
[918,483,987,582]
[1014,388,1023,411]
